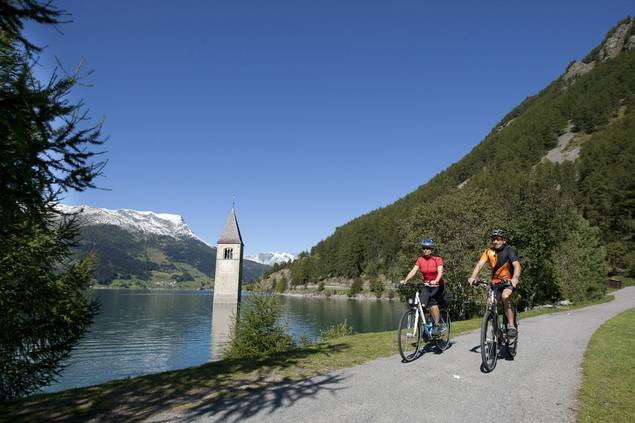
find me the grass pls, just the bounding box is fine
[0,293,615,422]
[577,307,635,423]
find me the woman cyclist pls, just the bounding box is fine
[400,239,446,336]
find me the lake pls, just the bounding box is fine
[42,289,405,393]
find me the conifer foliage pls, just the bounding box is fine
[0,1,105,400]
[223,286,296,360]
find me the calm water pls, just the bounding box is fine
[42,289,405,393]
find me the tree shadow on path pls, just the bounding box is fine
[165,373,345,422]
[0,343,349,422]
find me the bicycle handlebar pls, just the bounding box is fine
[471,278,513,287]
[472,278,489,287]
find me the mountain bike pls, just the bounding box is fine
[473,279,518,372]
[397,283,451,362]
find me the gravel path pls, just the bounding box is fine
[152,287,635,423]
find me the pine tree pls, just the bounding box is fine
[0,1,105,400]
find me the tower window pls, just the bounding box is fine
[223,248,233,260]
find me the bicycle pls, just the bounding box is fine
[397,283,451,362]
[473,279,518,372]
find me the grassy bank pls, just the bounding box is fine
[577,307,635,423]
[0,293,615,422]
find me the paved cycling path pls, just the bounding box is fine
[153,287,635,423]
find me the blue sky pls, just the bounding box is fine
[26,1,633,256]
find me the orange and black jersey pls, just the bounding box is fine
[481,245,519,284]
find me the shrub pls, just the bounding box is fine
[320,319,354,341]
[348,278,363,297]
[317,281,325,291]
[370,278,385,298]
[299,335,316,348]
[223,288,295,360]
[387,289,396,301]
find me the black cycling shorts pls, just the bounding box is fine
[493,280,515,298]
[420,284,445,307]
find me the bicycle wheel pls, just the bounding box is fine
[435,308,451,351]
[505,305,518,357]
[397,309,421,362]
[480,310,498,372]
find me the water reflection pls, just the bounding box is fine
[210,302,237,359]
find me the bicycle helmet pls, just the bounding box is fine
[421,239,436,249]
[490,229,506,239]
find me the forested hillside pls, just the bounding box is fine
[285,18,635,317]
[77,224,269,288]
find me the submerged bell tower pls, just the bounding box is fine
[213,207,244,304]
[211,207,244,359]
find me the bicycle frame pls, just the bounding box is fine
[486,285,498,313]
[397,284,452,362]
[479,280,513,346]
[406,290,434,339]
[486,285,502,339]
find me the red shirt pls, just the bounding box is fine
[415,255,444,286]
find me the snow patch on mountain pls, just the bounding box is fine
[57,204,206,243]
[246,252,296,266]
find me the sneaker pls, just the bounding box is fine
[507,328,518,338]
[432,325,442,336]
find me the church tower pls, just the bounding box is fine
[213,207,244,304]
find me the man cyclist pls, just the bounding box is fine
[401,239,445,336]
[468,229,521,338]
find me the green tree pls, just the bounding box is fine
[347,277,363,297]
[369,278,384,298]
[275,275,288,293]
[0,1,105,400]
[550,214,608,302]
[223,287,295,360]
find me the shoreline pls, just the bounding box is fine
[91,285,398,302]
[276,290,396,302]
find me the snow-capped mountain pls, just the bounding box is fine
[246,252,296,266]
[57,204,205,242]
[55,204,270,286]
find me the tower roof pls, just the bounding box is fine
[217,208,243,245]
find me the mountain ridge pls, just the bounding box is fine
[246,252,296,266]
[61,204,269,288]
[58,204,207,243]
